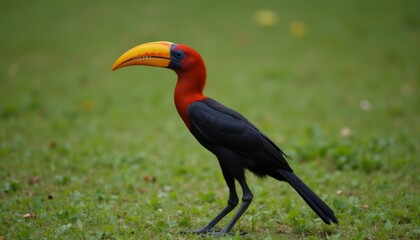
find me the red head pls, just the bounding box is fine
[112,41,207,127]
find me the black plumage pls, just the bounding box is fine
[186,98,338,234]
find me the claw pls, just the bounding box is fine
[202,230,247,237]
[179,229,247,237]
[179,228,219,235]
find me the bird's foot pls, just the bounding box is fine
[179,228,247,237]
[201,230,248,237]
[178,227,215,235]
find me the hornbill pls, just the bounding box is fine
[112,41,338,236]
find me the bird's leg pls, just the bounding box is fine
[187,202,236,234]
[179,168,238,235]
[210,178,253,236]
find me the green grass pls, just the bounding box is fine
[1,0,419,239]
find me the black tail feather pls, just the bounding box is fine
[279,169,338,224]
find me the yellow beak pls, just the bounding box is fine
[112,41,173,71]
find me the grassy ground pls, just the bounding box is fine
[1,0,419,239]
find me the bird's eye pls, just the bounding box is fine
[174,50,184,59]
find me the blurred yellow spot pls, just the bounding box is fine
[82,100,94,111]
[290,21,307,38]
[254,10,278,26]
[360,99,371,112]
[340,127,351,138]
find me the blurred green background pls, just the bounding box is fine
[1,0,419,239]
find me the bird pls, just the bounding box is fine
[112,41,338,236]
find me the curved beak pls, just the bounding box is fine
[112,41,174,71]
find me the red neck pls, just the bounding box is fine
[174,63,207,128]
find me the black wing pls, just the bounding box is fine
[187,98,292,171]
